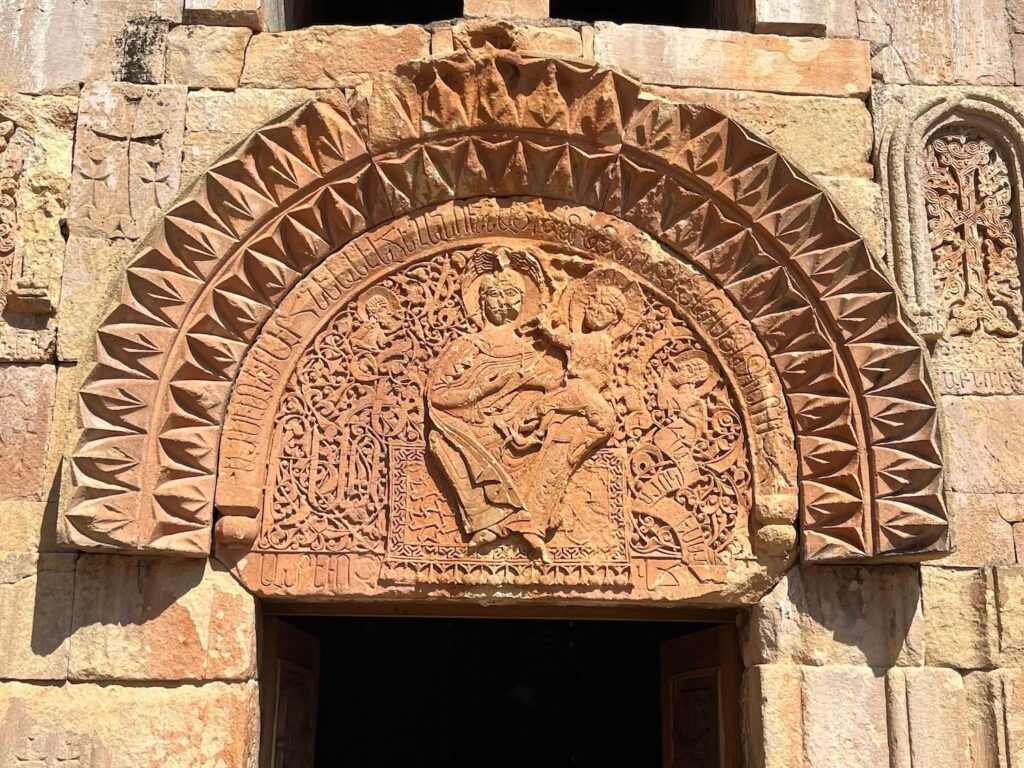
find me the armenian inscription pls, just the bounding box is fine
[217,200,798,600]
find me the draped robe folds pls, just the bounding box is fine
[427,323,564,536]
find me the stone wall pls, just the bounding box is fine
[0,1,1022,766]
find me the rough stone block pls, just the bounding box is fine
[745,564,924,667]
[56,236,135,363]
[802,666,888,768]
[743,665,803,768]
[751,0,828,36]
[0,93,77,363]
[996,566,1024,665]
[1016,523,1024,563]
[859,0,1013,85]
[818,176,885,259]
[646,87,872,178]
[431,26,456,55]
[0,680,258,767]
[945,493,1018,567]
[887,667,969,768]
[964,669,1024,767]
[463,0,549,17]
[165,25,252,89]
[68,82,186,242]
[0,364,56,501]
[921,565,997,669]
[184,0,286,31]
[451,20,584,58]
[69,557,256,682]
[0,0,181,94]
[0,500,57,553]
[182,87,316,186]
[944,396,1024,494]
[594,23,871,96]
[240,25,429,88]
[0,553,74,681]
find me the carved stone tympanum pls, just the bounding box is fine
[64,52,949,604]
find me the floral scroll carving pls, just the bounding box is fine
[879,88,1024,394]
[63,52,948,598]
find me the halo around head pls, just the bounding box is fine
[356,285,401,323]
[460,246,548,327]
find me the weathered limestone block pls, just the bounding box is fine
[887,667,969,768]
[964,668,1024,767]
[0,364,56,501]
[69,557,256,682]
[646,86,872,178]
[182,87,317,186]
[921,565,997,669]
[996,566,1024,665]
[743,665,803,768]
[184,0,286,31]
[68,82,186,242]
[0,0,181,93]
[745,565,923,667]
[56,236,136,363]
[0,680,258,767]
[0,553,74,681]
[0,93,75,363]
[944,397,1024,494]
[750,0,829,35]
[594,23,870,96]
[0,501,57,554]
[859,0,1013,85]
[818,176,885,258]
[463,0,549,17]
[450,20,584,58]
[240,25,430,88]
[945,493,1018,567]
[803,667,889,767]
[165,26,252,89]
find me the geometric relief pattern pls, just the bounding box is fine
[65,52,947,563]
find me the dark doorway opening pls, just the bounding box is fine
[261,613,740,768]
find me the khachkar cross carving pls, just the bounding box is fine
[924,130,1023,339]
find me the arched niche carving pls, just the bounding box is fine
[879,89,1024,395]
[61,52,948,601]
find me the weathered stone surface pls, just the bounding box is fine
[450,20,584,58]
[0,680,258,767]
[818,176,885,258]
[0,553,74,681]
[56,236,135,363]
[1016,524,1024,563]
[921,565,996,668]
[184,0,285,31]
[594,23,871,96]
[463,0,549,17]
[0,93,75,363]
[964,668,1024,766]
[995,566,1024,665]
[182,87,316,187]
[802,666,889,768]
[240,25,429,88]
[648,86,872,178]
[0,364,55,501]
[743,665,803,768]
[945,493,1018,567]
[0,501,57,554]
[165,25,252,89]
[751,0,828,35]
[68,83,186,242]
[859,0,1014,85]
[887,667,969,768]
[69,557,256,682]
[745,565,923,667]
[944,397,1024,494]
[0,0,181,93]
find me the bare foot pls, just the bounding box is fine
[469,529,499,547]
[522,533,553,564]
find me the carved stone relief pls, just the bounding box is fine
[68,83,185,241]
[63,53,947,594]
[877,86,1024,394]
[0,117,24,314]
[214,199,796,600]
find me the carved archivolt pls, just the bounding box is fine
[879,89,1024,394]
[64,53,947,587]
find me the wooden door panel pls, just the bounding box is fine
[259,616,321,768]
